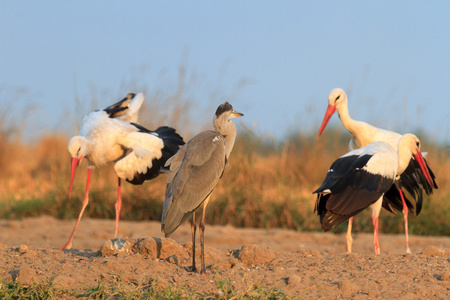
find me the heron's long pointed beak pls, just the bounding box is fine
[413,151,433,186]
[231,111,244,118]
[317,104,337,140]
[69,157,82,199]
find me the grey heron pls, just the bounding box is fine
[161,101,243,274]
[61,93,185,250]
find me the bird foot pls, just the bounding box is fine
[60,242,72,250]
[187,265,197,273]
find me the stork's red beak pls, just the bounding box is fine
[317,104,337,140]
[69,157,82,199]
[413,151,433,186]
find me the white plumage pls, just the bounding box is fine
[317,88,437,253]
[62,93,184,250]
[314,134,433,254]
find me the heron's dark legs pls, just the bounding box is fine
[191,212,197,272]
[200,196,211,274]
[114,177,122,238]
[397,188,411,254]
[61,166,92,250]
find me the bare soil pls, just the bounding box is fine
[1,215,450,298]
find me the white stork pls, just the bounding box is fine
[61,93,185,250]
[314,133,434,254]
[316,88,437,253]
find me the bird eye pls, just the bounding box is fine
[335,95,341,102]
[416,141,420,147]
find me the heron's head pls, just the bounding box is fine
[317,88,348,140]
[213,102,244,131]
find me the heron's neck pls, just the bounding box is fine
[214,119,237,158]
[223,125,237,158]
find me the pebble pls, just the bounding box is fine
[286,275,301,285]
[18,244,28,254]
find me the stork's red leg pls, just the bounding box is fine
[114,177,122,238]
[372,216,380,255]
[398,188,411,254]
[347,217,353,253]
[61,166,92,250]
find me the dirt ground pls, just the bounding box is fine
[1,215,449,299]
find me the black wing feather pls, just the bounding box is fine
[103,93,136,118]
[126,125,185,185]
[314,154,394,231]
[383,157,437,216]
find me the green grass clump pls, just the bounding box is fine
[0,277,289,300]
[0,280,71,299]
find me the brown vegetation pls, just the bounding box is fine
[0,96,448,236]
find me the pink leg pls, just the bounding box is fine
[61,167,92,250]
[398,188,411,254]
[114,177,122,238]
[373,216,380,255]
[347,217,353,253]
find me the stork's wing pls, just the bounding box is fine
[161,131,226,236]
[383,156,437,216]
[113,124,184,185]
[103,93,144,123]
[314,152,394,231]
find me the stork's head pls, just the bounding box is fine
[317,88,348,140]
[67,136,89,199]
[213,102,244,134]
[398,134,433,186]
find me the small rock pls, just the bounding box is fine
[165,255,179,265]
[237,244,276,266]
[421,246,444,256]
[440,271,450,281]
[14,267,41,284]
[23,250,38,258]
[339,280,358,296]
[18,244,28,254]
[211,259,236,271]
[131,237,188,259]
[286,275,301,285]
[100,238,131,256]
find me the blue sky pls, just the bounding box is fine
[1,1,449,144]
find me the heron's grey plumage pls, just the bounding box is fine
[161,102,243,238]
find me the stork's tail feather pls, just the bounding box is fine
[154,126,185,170]
[125,126,184,185]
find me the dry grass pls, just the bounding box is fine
[0,78,448,236]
